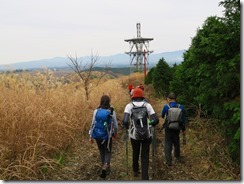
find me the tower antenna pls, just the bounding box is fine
[124,23,153,76]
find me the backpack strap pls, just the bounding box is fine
[110,106,114,116]
[167,103,180,108]
[131,101,146,108]
[107,107,115,152]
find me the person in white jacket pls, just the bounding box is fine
[122,88,159,180]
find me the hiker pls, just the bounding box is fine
[161,92,186,166]
[89,95,118,179]
[122,87,159,180]
[138,83,144,91]
[130,87,135,97]
[128,84,133,94]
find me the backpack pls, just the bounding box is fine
[91,108,112,140]
[167,104,182,130]
[130,102,150,140]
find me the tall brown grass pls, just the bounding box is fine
[0,71,140,180]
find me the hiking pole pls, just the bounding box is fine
[125,129,129,176]
[159,123,165,133]
[182,131,186,145]
[151,125,155,179]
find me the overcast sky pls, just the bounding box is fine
[0,0,227,65]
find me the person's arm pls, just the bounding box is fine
[89,109,97,143]
[112,111,118,135]
[122,112,130,129]
[160,105,169,130]
[146,103,159,126]
[161,105,168,118]
[89,110,97,133]
[122,104,131,129]
[180,105,186,132]
[150,113,159,126]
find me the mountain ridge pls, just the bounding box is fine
[0,50,185,71]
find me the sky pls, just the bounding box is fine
[0,0,227,65]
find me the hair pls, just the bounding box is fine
[168,92,177,100]
[99,95,111,109]
[132,97,144,101]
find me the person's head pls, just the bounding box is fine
[99,95,111,109]
[167,92,177,102]
[131,87,144,101]
[139,84,144,90]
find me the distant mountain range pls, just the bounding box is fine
[0,50,185,71]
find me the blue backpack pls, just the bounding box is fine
[91,108,112,140]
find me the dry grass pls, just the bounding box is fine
[0,70,132,180]
[0,71,85,179]
[184,118,240,180]
[0,71,240,180]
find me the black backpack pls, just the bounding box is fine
[130,102,150,140]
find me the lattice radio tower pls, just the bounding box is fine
[124,23,153,76]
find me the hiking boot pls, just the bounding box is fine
[100,169,106,179]
[175,157,180,162]
[100,163,110,178]
[164,161,172,166]
[134,172,139,177]
[134,171,141,177]
[106,165,111,175]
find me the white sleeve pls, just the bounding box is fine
[124,103,132,114]
[146,103,156,116]
[112,111,118,130]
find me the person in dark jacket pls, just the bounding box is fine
[122,88,159,180]
[161,92,186,166]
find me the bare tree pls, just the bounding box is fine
[67,52,109,101]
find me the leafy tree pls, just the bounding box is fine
[151,58,172,97]
[170,0,240,163]
[218,0,240,163]
[144,67,154,85]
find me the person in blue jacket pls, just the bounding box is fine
[161,92,186,166]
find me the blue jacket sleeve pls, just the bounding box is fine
[180,105,186,131]
[161,105,169,118]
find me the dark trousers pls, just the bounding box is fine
[96,138,112,166]
[130,138,151,180]
[164,128,180,163]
